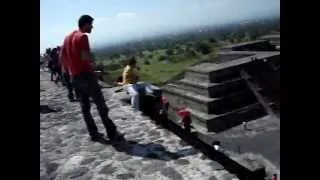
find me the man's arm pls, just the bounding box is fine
[79,35,92,61]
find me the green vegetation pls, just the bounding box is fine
[99,44,218,86]
[95,17,279,86]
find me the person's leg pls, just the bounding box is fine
[57,69,62,82]
[74,88,80,100]
[55,67,62,83]
[50,70,54,81]
[127,84,140,110]
[52,69,58,83]
[72,75,101,139]
[79,93,100,137]
[86,73,119,140]
[64,72,74,100]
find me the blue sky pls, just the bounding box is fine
[40,0,279,53]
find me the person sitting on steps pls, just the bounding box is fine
[119,57,156,111]
[117,57,140,110]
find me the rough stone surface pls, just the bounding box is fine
[40,71,253,180]
[208,161,224,170]
[81,157,96,165]
[123,159,143,171]
[116,173,135,179]
[174,158,190,165]
[161,167,184,180]
[141,160,167,175]
[98,150,114,159]
[99,164,117,174]
[209,176,218,180]
[65,167,89,178]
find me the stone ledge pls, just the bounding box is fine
[187,51,279,74]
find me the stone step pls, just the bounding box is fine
[162,85,258,115]
[220,40,277,52]
[216,51,265,64]
[260,34,280,42]
[168,103,266,133]
[174,78,248,98]
[162,85,216,114]
[184,65,242,83]
[184,52,280,83]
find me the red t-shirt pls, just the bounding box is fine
[62,30,93,76]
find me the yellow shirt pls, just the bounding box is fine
[122,65,138,84]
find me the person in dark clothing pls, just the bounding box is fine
[61,14,123,142]
[63,69,79,101]
[45,48,54,80]
[50,48,62,83]
[59,46,79,102]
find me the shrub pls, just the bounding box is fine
[158,55,166,61]
[144,59,150,65]
[196,42,211,55]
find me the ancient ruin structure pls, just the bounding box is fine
[162,34,280,133]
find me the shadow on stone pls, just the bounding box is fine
[163,120,266,180]
[40,105,61,114]
[109,139,196,161]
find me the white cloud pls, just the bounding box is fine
[95,17,112,25]
[41,0,279,52]
[115,12,137,20]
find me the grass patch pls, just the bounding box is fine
[99,45,219,86]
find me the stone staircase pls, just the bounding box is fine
[260,34,280,50]
[162,37,280,133]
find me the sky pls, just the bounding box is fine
[40,0,279,53]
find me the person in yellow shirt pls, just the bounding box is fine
[122,57,139,85]
[121,57,141,110]
[119,57,162,112]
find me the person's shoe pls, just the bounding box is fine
[109,132,125,143]
[68,95,75,102]
[91,132,107,142]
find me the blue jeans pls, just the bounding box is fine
[125,82,156,110]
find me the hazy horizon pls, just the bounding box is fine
[40,0,279,53]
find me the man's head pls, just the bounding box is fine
[78,15,94,34]
[46,48,50,54]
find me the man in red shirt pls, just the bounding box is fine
[61,15,123,142]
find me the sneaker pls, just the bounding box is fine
[109,132,125,142]
[90,132,106,142]
[68,97,77,102]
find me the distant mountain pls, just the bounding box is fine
[93,15,279,59]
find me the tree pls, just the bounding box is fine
[195,41,211,55]
[209,37,217,43]
[186,49,197,58]
[111,54,120,59]
[166,49,174,56]
[232,31,245,42]
[144,59,150,65]
[158,55,166,61]
[248,29,260,40]
[91,53,96,61]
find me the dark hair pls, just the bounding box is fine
[78,15,94,28]
[46,48,51,54]
[128,57,137,66]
